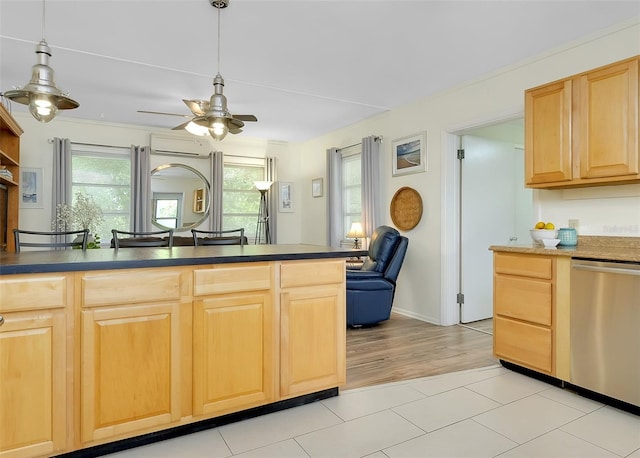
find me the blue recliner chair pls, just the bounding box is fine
[346,225,409,327]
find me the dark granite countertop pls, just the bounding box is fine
[489,236,640,263]
[0,244,368,275]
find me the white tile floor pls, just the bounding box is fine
[107,365,640,458]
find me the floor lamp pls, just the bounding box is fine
[254,181,272,244]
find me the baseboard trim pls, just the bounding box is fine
[56,388,339,458]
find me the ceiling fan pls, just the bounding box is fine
[138,0,256,140]
[139,97,257,137]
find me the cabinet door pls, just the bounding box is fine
[578,58,639,179]
[193,292,274,417]
[0,310,66,457]
[81,303,181,443]
[280,285,345,398]
[525,79,573,185]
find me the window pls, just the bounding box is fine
[71,145,131,242]
[222,159,265,241]
[340,145,362,241]
[152,192,183,229]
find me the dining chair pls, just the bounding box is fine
[191,228,246,246]
[111,229,174,248]
[13,229,90,252]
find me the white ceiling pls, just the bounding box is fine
[1,0,638,143]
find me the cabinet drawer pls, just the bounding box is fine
[494,316,552,374]
[194,264,272,296]
[0,274,69,312]
[82,269,182,307]
[494,253,552,279]
[494,275,552,326]
[280,260,345,289]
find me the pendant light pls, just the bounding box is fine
[3,0,79,122]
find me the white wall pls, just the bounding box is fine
[296,19,640,325]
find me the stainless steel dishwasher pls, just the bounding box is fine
[571,259,640,407]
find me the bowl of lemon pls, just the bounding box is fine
[530,222,558,245]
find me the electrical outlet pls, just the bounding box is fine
[568,219,579,229]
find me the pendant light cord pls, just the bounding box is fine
[41,0,46,41]
[217,5,221,75]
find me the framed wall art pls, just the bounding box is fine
[20,167,44,208]
[278,181,294,212]
[392,132,427,177]
[311,177,323,198]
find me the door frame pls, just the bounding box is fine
[440,110,523,326]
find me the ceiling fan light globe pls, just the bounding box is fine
[185,121,210,136]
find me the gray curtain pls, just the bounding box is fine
[265,156,277,244]
[361,135,382,238]
[52,138,73,246]
[131,145,151,232]
[326,147,341,247]
[209,150,224,231]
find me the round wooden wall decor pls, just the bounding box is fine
[390,186,423,231]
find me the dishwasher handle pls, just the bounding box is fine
[573,261,640,276]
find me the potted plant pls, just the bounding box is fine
[52,192,104,248]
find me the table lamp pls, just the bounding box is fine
[346,222,365,249]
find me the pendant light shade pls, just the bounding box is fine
[3,1,78,123]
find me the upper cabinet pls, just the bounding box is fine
[525,56,639,188]
[0,104,22,252]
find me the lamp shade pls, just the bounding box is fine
[346,222,365,239]
[254,181,273,191]
[4,40,79,123]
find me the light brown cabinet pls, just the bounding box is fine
[0,258,347,457]
[0,274,71,457]
[279,260,346,398]
[192,264,275,417]
[525,56,639,188]
[0,104,22,252]
[493,252,570,379]
[79,268,186,445]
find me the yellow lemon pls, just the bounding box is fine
[545,222,555,230]
[534,221,546,229]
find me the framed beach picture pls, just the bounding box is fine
[392,132,427,177]
[278,181,294,212]
[20,167,44,208]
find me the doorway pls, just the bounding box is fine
[442,117,532,327]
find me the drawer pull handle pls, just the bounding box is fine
[0,315,4,327]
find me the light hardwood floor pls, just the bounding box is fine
[345,313,496,390]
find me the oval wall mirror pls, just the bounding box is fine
[150,163,210,231]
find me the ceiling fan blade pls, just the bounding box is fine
[138,110,191,118]
[233,114,257,122]
[229,127,243,134]
[182,99,209,117]
[171,120,192,131]
[229,118,245,129]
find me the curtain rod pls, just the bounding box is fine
[48,139,131,149]
[340,135,383,150]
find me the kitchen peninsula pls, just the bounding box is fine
[0,244,360,458]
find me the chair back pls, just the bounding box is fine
[111,229,174,248]
[191,228,246,246]
[14,229,89,252]
[361,225,408,283]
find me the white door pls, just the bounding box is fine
[460,135,530,323]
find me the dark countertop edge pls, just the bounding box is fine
[488,244,640,263]
[0,245,369,276]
